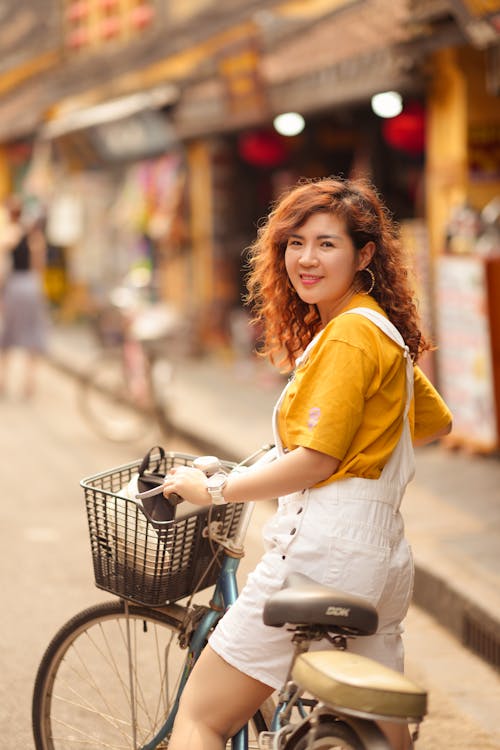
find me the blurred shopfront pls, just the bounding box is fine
[0,0,499,449]
[425,43,500,453]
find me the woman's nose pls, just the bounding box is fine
[298,244,319,265]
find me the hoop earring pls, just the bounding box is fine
[361,267,375,295]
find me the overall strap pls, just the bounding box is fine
[344,307,407,349]
[343,307,414,417]
[343,307,416,506]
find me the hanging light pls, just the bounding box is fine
[273,112,305,137]
[371,91,403,119]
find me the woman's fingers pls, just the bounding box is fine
[162,466,210,505]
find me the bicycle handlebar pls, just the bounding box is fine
[135,444,277,507]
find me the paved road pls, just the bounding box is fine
[1,357,499,748]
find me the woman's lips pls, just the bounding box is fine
[299,274,322,287]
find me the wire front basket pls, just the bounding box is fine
[81,452,243,606]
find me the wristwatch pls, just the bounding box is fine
[205,472,228,505]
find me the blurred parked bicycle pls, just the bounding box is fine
[79,285,192,442]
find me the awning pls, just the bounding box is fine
[0,0,475,147]
[39,85,179,140]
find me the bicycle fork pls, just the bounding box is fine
[138,556,243,749]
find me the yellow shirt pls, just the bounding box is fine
[277,295,452,485]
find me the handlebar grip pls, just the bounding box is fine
[167,492,183,505]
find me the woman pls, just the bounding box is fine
[162,177,452,750]
[0,196,49,398]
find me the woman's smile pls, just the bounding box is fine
[299,273,323,287]
[284,212,368,323]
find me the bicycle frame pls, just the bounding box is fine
[140,553,245,750]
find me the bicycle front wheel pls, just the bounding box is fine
[32,600,186,750]
[283,717,367,750]
[79,350,154,442]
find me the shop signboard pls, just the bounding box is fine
[436,255,497,451]
[218,35,269,121]
[89,111,179,163]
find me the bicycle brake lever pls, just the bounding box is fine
[135,485,165,499]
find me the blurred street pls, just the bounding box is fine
[0,354,499,749]
[1,2,500,748]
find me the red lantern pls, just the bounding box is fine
[238,130,289,168]
[382,101,426,156]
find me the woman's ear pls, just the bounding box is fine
[358,241,376,271]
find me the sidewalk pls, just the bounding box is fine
[48,322,500,674]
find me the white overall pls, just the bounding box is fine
[209,308,415,690]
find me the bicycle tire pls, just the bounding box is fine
[32,600,272,750]
[283,716,367,750]
[79,350,154,443]
[32,600,186,750]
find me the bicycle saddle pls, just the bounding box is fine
[293,650,427,721]
[263,572,378,636]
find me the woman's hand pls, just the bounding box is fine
[162,466,211,506]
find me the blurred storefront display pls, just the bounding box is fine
[425,40,500,452]
[436,255,500,452]
[436,193,500,452]
[0,0,499,383]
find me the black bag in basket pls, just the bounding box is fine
[138,445,180,523]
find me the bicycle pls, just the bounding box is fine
[78,293,191,443]
[31,446,427,750]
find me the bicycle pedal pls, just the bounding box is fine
[258,731,278,750]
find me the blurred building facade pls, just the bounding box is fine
[1,0,500,450]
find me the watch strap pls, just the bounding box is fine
[206,472,228,505]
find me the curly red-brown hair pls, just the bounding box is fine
[245,176,430,370]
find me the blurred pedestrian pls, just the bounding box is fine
[161,177,453,750]
[0,196,49,398]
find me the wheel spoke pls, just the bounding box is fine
[33,603,186,749]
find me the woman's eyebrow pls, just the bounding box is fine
[288,232,342,240]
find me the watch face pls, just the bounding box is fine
[206,472,227,505]
[208,473,227,490]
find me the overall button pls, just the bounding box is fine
[290,528,296,535]
[297,507,303,514]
